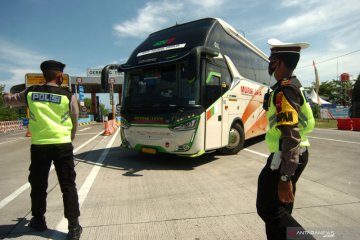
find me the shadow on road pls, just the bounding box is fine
[74,134,265,176]
[244,134,265,148]
[74,147,220,176]
[0,217,67,239]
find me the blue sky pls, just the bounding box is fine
[1,0,359,97]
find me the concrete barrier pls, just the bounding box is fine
[352,118,360,131]
[0,120,24,133]
[102,119,118,136]
[336,118,360,131]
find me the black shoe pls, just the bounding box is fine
[29,216,48,231]
[67,218,82,240]
[67,225,82,240]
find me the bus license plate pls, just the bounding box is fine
[141,147,157,154]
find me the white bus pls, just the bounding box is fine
[102,17,273,157]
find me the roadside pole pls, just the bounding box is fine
[75,77,82,105]
[109,78,115,119]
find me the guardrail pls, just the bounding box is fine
[0,120,25,133]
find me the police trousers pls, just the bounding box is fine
[256,149,315,240]
[29,143,80,219]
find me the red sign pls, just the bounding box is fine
[340,73,350,82]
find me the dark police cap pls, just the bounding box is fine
[40,60,66,72]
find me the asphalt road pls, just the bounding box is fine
[0,124,359,240]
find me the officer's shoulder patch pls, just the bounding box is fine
[275,91,299,125]
[275,91,284,113]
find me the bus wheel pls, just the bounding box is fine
[218,123,245,155]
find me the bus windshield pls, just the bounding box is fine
[122,63,200,113]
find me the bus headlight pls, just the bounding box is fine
[175,143,191,151]
[170,118,198,131]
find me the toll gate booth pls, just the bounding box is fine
[71,73,123,121]
[10,70,124,122]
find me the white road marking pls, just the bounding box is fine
[52,128,120,237]
[243,148,268,158]
[0,182,30,210]
[243,134,359,159]
[0,132,103,210]
[0,137,27,145]
[10,132,26,136]
[78,127,91,132]
[73,132,103,153]
[308,136,360,145]
[0,139,19,145]
[76,132,100,136]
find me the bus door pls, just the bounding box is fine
[204,63,223,150]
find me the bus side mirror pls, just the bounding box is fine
[101,66,110,92]
[101,64,120,92]
[187,47,219,80]
[187,48,199,81]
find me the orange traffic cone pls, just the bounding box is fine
[103,121,111,136]
[25,125,31,137]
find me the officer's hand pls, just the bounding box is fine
[278,180,294,203]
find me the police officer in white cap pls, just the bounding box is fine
[256,39,316,240]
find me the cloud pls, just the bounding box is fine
[255,0,360,40]
[328,23,360,52]
[296,52,360,87]
[114,1,183,38]
[186,0,224,9]
[251,0,360,86]
[110,0,360,87]
[0,39,47,90]
[0,63,35,91]
[0,40,46,67]
[113,0,226,39]
[280,0,320,8]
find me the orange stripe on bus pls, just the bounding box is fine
[245,112,268,138]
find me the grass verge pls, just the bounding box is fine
[315,119,337,129]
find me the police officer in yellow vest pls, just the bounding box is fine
[2,60,82,240]
[256,39,315,240]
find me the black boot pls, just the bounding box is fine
[67,218,82,240]
[29,216,48,231]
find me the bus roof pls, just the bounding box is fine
[214,18,269,61]
[120,17,269,70]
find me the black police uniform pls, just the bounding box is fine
[26,60,81,239]
[256,39,316,240]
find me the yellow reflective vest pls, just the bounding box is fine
[26,85,73,144]
[265,78,315,152]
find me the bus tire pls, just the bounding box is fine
[218,123,245,155]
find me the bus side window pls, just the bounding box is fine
[205,75,221,108]
[205,63,222,108]
[221,66,231,93]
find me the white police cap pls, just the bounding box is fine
[268,38,310,54]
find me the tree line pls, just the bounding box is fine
[306,74,360,117]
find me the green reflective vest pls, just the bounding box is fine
[265,81,315,152]
[26,85,73,144]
